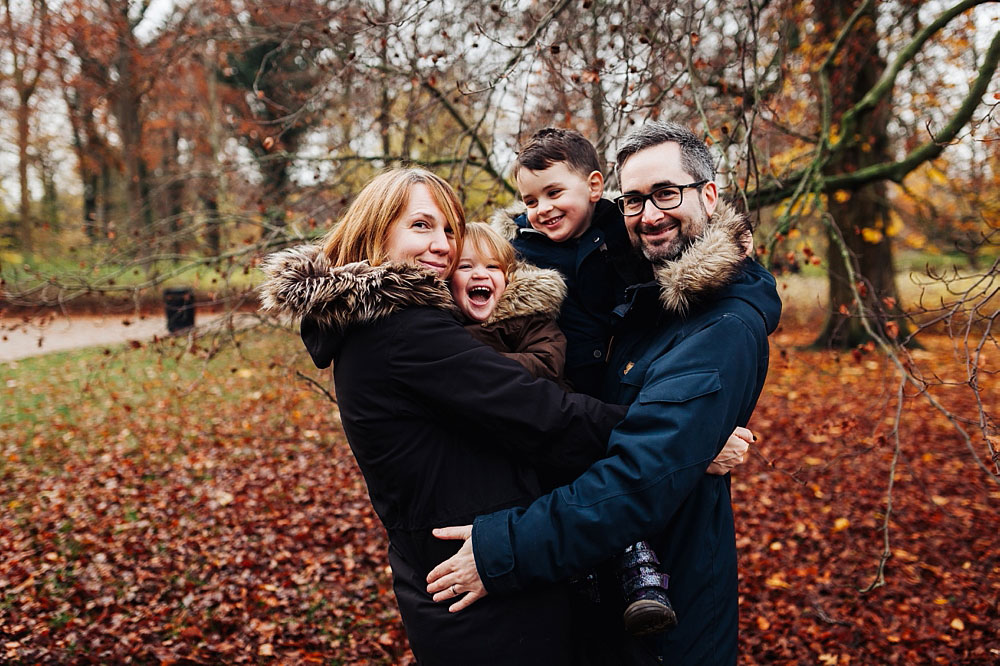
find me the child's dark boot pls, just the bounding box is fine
[619,540,677,636]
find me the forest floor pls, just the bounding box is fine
[1,304,997,664]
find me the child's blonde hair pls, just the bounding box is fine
[321,167,466,270]
[462,222,517,279]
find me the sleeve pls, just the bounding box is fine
[470,315,766,595]
[389,308,627,473]
[500,316,567,383]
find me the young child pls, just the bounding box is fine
[451,222,570,386]
[494,128,757,638]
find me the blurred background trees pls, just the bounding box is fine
[1,0,997,481]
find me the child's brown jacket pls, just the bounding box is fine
[462,264,569,388]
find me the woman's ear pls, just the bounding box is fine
[588,170,605,202]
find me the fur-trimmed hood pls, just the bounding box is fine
[488,201,527,241]
[479,264,566,326]
[652,198,750,314]
[258,244,454,330]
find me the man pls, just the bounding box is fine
[427,122,781,664]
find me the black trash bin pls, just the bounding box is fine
[164,287,195,333]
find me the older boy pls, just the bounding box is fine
[494,128,649,398]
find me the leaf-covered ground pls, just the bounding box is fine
[1,321,997,664]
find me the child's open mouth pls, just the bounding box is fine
[467,286,493,304]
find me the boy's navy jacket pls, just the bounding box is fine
[474,200,782,664]
[492,198,648,396]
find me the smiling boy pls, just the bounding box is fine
[495,128,647,397]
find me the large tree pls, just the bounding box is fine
[1,0,51,252]
[743,0,1000,347]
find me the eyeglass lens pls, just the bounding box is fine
[621,187,682,214]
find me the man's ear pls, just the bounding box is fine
[588,170,604,202]
[701,180,718,216]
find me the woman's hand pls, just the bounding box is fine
[706,426,754,475]
[426,525,488,612]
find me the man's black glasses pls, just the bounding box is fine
[614,180,709,216]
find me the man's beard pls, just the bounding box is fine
[633,199,710,263]
[634,228,694,262]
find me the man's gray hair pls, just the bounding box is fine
[615,121,716,184]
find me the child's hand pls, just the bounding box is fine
[706,426,754,475]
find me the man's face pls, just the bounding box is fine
[619,142,718,263]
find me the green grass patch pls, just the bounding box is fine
[2,255,263,307]
[0,326,311,469]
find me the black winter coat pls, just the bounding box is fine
[259,249,627,665]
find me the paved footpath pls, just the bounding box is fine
[0,313,235,363]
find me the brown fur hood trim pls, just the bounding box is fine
[482,264,566,326]
[654,198,749,314]
[488,201,526,241]
[258,244,454,329]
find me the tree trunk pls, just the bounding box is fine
[63,83,97,238]
[98,164,112,238]
[83,174,99,240]
[39,152,59,229]
[16,94,32,251]
[166,130,185,257]
[204,45,223,257]
[813,0,904,348]
[819,181,901,347]
[111,27,150,236]
[204,195,221,256]
[118,94,145,231]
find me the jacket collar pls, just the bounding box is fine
[481,264,566,326]
[627,198,750,315]
[258,244,455,330]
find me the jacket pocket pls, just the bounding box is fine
[637,370,721,404]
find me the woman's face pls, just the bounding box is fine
[385,183,456,277]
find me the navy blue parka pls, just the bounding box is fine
[473,200,782,664]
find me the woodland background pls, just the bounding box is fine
[1,0,998,663]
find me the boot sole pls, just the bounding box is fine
[624,599,678,636]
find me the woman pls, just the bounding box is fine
[260,168,627,665]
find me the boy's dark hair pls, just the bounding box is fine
[513,128,603,180]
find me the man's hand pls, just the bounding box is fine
[426,525,488,612]
[706,426,754,475]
